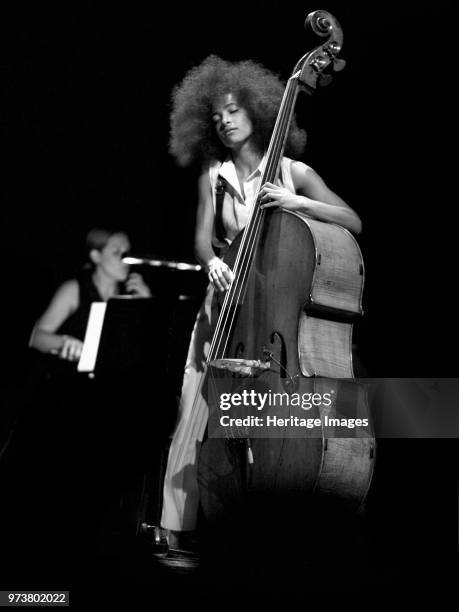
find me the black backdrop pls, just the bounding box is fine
[7,1,457,377]
[3,0,458,602]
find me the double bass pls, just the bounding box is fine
[198,10,375,528]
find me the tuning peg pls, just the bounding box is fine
[333,58,346,72]
[311,55,328,71]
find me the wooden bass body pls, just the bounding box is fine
[198,210,375,521]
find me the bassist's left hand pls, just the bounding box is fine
[259,182,306,212]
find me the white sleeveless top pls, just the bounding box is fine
[208,155,301,247]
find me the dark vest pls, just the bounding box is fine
[57,271,103,341]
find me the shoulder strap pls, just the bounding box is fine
[215,175,227,244]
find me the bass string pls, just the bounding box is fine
[208,78,298,360]
[207,80,296,361]
[208,77,300,362]
[208,83,297,362]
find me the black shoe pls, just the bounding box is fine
[140,524,169,557]
[168,530,199,553]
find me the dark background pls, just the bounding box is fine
[6,0,457,378]
[2,0,457,602]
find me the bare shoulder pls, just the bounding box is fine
[197,167,214,213]
[56,279,79,301]
[34,278,80,332]
[48,279,80,313]
[198,167,212,191]
[290,160,324,189]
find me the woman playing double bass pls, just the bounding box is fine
[161,54,362,549]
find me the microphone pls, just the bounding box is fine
[122,254,202,271]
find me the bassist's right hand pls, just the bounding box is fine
[205,256,234,292]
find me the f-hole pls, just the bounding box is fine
[269,331,287,378]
